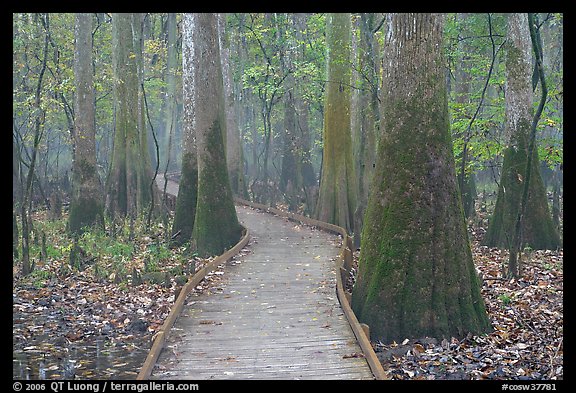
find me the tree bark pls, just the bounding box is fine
[187,13,243,257]
[484,13,560,251]
[171,13,199,245]
[351,13,491,343]
[68,13,105,235]
[106,13,153,219]
[354,13,380,244]
[315,13,357,235]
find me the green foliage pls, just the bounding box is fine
[145,242,172,266]
[29,269,53,288]
[235,13,326,144]
[446,13,508,178]
[79,228,134,260]
[14,204,189,290]
[498,293,513,307]
[445,13,563,178]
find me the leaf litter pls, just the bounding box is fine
[15,203,562,380]
[242,200,563,380]
[13,209,250,380]
[354,225,563,380]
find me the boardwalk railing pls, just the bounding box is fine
[137,226,251,380]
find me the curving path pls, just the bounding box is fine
[150,176,374,380]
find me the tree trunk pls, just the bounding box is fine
[133,13,158,217]
[454,13,477,219]
[13,129,22,208]
[351,13,491,343]
[294,13,317,215]
[484,13,560,251]
[187,13,243,257]
[280,82,299,211]
[551,167,561,232]
[21,13,50,276]
[106,13,153,219]
[315,13,357,235]
[68,13,105,235]
[162,12,179,173]
[171,13,199,246]
[218,13,247,199]
[354,13,380,245]
[278,14,300,211]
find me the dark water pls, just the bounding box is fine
[13,281,156,380]
[13,335,149,380]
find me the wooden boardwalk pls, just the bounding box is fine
[150,177,374,379]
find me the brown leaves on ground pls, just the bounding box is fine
[371,227,563,380]
[12,209,248,379]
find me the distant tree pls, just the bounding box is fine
[18,13,50,276]
[161,12,179,173]
[293,13,318,215]
[13,133,21,206]
[106,13,154,219]
[187,13,243,256]
[315,13,357,234]
[218,13,248,199]
[453,13,478,219]
[278,13,300,211]
[484,13,560,252]
[351,13,491,343]
[68,13,105,234]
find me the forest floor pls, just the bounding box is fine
[364,225,564,380]
[13,210,232,379]
[13,203,562,380]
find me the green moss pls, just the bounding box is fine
[68,196,105,235]
[68,158,104,235]
[77,158,96,179]
[484,119,560,250]
[171,152,198,246]
[351,65,491,343]
[315,13,356,234]
[193,116,242,257]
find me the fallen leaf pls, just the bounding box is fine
[343,352,365,359]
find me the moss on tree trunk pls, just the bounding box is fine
[106,13,152,219]
[484,13,560,251]
[171,152,198,246]
[351,14,491,343]
[186,13,242,257]
[193,116,242,257]
[68,14,104,235]
[315,13,356,234]
[484,129,560,250]
[69,159,105,233]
